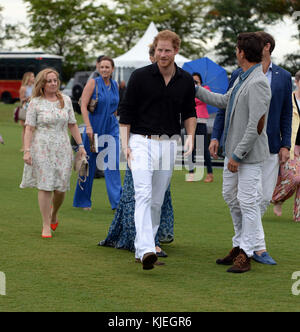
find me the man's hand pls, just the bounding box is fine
[209,139,219,159]
[123,147,133,169]
[227,158,240,173]
[184,135,194,157]
[279,147,290,165]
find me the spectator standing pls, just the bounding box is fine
[186,72,213,183]
[19,72,35,151]
[20,68,86,238]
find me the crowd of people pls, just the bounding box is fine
[13,28,299,272]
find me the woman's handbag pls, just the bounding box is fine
[18,101,29,121]
[13,106,20,123]
[74,153,89,190]
[78,82,98,113]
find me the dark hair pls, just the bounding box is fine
[192,72,203,85]
[96,55,105,63]
[237,32,264,63]
[295,70,300,82]
[99,56,115,68]
[149,44,155,57]
[255,31,275,54]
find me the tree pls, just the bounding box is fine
[204,0,297,67]
[279,54,300,75]
[0,5,18,48]
[24,0,100,79]
[92,0,210,59]
[0,5,4,47]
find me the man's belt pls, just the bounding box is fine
[143,134,171,141]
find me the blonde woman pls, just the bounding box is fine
[19,72,35,151]
[20,68,86,238]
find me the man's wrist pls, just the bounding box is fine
[232,153,242,163]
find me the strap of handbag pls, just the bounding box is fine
[95,79,98,102]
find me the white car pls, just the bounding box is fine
[62,78,74,98]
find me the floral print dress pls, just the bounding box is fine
[99,167,174,252]
[20,95,77,192]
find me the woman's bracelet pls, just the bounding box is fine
[24,148,31,153]
[78,144,84,148]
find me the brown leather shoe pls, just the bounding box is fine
[141,252,158,270]
[204,173,213,183]
[227,249,251,273]
[216,247,240,265]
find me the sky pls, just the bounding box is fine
[1,0,299,64]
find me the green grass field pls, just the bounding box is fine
[0,102,300,312]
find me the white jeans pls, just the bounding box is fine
[129,134,177,260]
[255,153,279,251]
[222,157,263,257]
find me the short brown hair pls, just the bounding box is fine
[153,30,181,50]
[256,31,275,54]
[295,70,300,82]
[237,32,264,63]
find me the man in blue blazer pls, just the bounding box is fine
[209,31,293,265]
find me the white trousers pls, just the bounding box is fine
[222,157,263,257]
[129,134,177,260]
[255,153,279,251]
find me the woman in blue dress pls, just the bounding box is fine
[98,167,174,256]
[73,57,122,210]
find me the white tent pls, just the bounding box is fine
[113,22,191,82]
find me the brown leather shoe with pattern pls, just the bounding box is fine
[216,247,240,265]
[227,249,251,273]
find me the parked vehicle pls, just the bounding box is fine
[62,71,92,113]
[0,52,62,104]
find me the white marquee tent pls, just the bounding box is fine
[113,22,191,82]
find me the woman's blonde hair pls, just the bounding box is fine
[32,68,64,108]
[21,72,34,87]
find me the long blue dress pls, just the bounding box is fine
[99,168,174,252]
[73,77,122,210]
